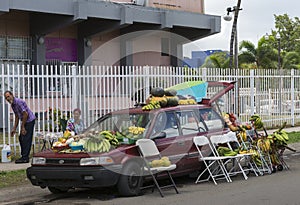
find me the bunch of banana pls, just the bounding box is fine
[257,138,272,153]
[178,99,197,105]
[99,130,120,147]
[142,100,161,111]
[84,136,111,153]
[270,153,280,165]
[249,114,264,129]
[239,147,255,154]
[237,130,247,142]
[250,149,262,166]
[115,131,126,141]
[272,129,289,146]
[217,146,238,156]
[128,126,145,135]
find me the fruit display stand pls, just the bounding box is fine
[49,126,146,154]
[35,132,63,151]
[224,113,296,174]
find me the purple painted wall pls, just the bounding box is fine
[45,37,77,62]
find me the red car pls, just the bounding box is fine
[27,81,234,196]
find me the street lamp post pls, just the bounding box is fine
[276,33,282,115]
[223,0,242,69]
[223,1,242,116]
[276,33,281,70]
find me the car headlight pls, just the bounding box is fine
[32,157,46,165]
[80,157,114,166]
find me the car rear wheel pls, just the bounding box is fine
[117,161,143,196]
[48,186,70,194]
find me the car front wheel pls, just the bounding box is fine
[117,161,143,196]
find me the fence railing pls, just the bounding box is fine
[1,64,300,151]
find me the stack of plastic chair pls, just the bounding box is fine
[246,130,273,175]
[193,136,232,185]
[224,131,260,177]
[210,134,249,180]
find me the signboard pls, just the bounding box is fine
[45,37,77,62]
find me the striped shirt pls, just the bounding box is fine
[11,97,36,123]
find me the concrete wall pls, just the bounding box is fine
[108,0,204,13]
[147,0,203,13]
[0,11,29,36]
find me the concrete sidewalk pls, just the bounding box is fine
[1,127,299,172]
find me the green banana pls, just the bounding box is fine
[249,114,260,121]
[97,141,104,152]
[280,131,289,141]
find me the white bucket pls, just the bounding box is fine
[1,144,12,163]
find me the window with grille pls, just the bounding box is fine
[0,36,31,60]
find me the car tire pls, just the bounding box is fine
[117,161,143,196]
[48,186,70,194]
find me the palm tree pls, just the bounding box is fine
[201,51,229,68]
[239,39,277,69]
[282,51,300,69]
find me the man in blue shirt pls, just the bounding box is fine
[4,91,36,163]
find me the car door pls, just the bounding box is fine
[148,111,183,169]
[149,109,205,174]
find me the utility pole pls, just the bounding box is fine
[224,0,242,116]
[224,0,242,69]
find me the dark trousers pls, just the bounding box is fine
[19,120,35,160]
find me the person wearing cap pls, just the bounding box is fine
[4,91,36,163]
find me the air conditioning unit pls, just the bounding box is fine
[134,0,145,6]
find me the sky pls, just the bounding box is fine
[183,0,299,58]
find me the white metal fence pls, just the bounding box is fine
[1,64,300,150]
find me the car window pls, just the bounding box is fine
[176,110,201,135]
[150,112,179,139]
[199,108,223,130]
[84,113,150,134]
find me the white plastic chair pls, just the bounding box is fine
[210,134,249,180]
[224,131,259,176]
[136,139,179,197]
[193,136,232,185]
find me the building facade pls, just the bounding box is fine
[0,0,221,67]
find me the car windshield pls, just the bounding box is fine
[84,113,151,136]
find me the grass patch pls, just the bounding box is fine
[0,169,29,188]
[287,131,300,144]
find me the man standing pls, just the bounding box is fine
[4,91,36,163]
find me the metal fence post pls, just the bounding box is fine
[71,65,78,110]
[144,66,150,100]
[291,69,295,126]
[250,69,255,115]
[202,67,207,82]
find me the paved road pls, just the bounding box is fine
[1,148,299,205]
